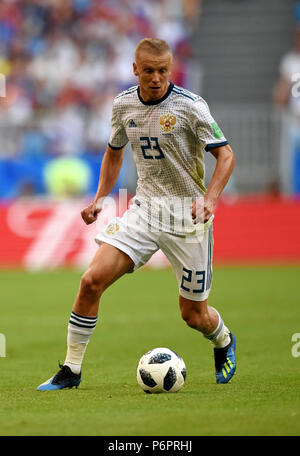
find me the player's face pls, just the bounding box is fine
[133,51,172,102]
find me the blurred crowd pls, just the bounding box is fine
[0,0,201,198]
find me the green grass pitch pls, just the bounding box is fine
[0,265,300,436]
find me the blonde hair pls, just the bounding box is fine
[135,38,172,61]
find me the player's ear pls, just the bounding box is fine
[133,62,139,76]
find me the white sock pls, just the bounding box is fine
[64,311,98,374]
[204,308,231,348]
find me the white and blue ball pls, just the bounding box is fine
[137,347,186,394]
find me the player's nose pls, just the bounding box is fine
[151,72,160,83]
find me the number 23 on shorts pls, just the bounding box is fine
[180,268,209,294]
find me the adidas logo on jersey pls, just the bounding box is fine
[129,119,137,128]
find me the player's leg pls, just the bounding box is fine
[178,295,233,349]
[179,295,236,383]
[37,243,134,391]
[73,242,134,317]
[160,224,236,384]
[63,242,134,370]
[179,296,220,336]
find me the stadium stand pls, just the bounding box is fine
[195,0,297,194]
[0,0,200,198]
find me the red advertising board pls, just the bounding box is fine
[0,196,299,269]
[213,195,300,264]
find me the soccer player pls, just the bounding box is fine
[37,38,236,391]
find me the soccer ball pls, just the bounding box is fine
[136,347,186,394]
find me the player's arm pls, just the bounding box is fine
[81,145,125,225]
[191,144,235,224]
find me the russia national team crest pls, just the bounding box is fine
[105,222,120,235]
[160,113,176,133]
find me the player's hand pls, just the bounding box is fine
[81,202,102,225]
[191,196,215,224]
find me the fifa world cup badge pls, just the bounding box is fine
[160,113,176,133]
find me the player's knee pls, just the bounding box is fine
[80,270,106,298]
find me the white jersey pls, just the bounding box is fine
[108,82,228,234]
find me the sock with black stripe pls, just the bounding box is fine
[64,311,98,374]
[203,308,231,349]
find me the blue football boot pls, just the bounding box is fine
[214,332,236,384]
[37,363,81,391]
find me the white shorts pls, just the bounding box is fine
[95,204,213,301]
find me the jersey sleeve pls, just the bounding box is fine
[108,99,128,150]
[190,98,228,151]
